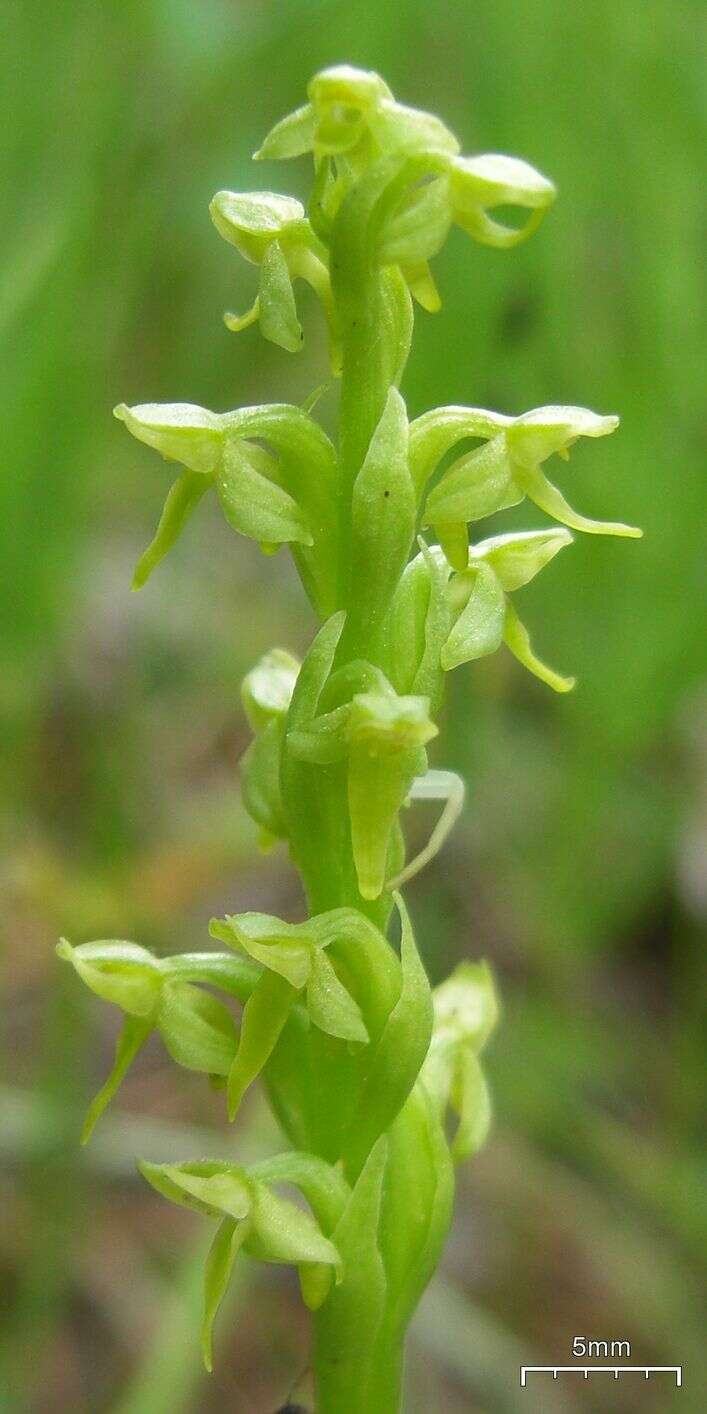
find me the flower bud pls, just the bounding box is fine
[241,648,300,732]
[422,960,499,1160]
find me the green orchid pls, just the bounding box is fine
[65,65,641,1408]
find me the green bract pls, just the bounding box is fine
[63,65,641,1411]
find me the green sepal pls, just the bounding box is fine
[422,432,522,528]
[441,562,506,670]
[435,521,469,572]
[138,1159,252,1220]
[246,1181,342,1274]
[157,981,238,1077]
[378,175,452,267]
[346,388,416,653]
[286,702,353,765]
[216,439,312,546]
[409,405,513,496]
[211,912,311,987]
[307,947,369,1043]
[132,470,209,589]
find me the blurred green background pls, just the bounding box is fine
[2,1,705,1411]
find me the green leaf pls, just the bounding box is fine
[306,948,369,1043]
[344,896,433,1173]
[441,563,506,670]
[320,1138,389,1362]
[157,982,238,1076]
[202,1217,251,1372]
[216,439,312,545]
[132,470,209,589]
[286,612,346,731]
[81,1016,151,1144]
[503,599,575,693]
[347,388,416,650]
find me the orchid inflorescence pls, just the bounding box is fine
[61,66,640,1411]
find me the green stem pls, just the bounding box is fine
[313,1309,404,1413]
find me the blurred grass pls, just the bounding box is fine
[1,0,705,1411]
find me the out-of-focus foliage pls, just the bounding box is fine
[1,1,704,1411]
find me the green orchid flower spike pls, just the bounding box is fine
[61,65,641,1411]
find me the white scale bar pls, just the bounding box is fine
[520,1366,682,1387]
